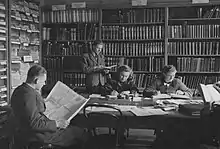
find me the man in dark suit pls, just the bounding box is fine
[10,65,90,148]
[81,40,109,94]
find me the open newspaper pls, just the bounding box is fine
[44,81,90,122]
[199,84,220,104]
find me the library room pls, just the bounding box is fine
[1,0,220,149]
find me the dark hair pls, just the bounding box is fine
[117,65,134,81]
[27,65,47,83]
[162,65,177,74]
[93,40,104,47]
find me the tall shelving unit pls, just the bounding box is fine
[167,5,220,89]
[0,0,8,106]
[101,8,165,91]
[9,0,40,94]
[41,6,100,87]
[40,1,220,92]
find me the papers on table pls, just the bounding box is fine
[87,105,168,116]
[129,106,168,116]
[152,93,190,100]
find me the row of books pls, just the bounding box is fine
[169,24,220,38]
[63,73,86,87]
[42,25,98,41]
[168,41,220,55]
[42,9,99,23]
[42,42,85,56]
[45,71,220,90]
[202,6,220,18]
[134,74,156,88]
[101,25,164,40]
[47,71,63,85]
[43,57,63,69]
[103,42,164,56]
[180,75,220,89]
[175,57,220,72]
[43,56,82,71]
[103,8,164,23]
[124,57,165,72]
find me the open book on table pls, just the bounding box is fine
[152,93,190,100]
[44,81,90,122]
[199,83,220,104]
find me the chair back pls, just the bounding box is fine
[83,104,123,128]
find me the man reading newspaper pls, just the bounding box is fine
[11,65,94,149]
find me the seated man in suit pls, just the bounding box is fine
[11,65,93,148]
[143,65,192,98]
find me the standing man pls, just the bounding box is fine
[81,40,109,94]
[11,65,90,148]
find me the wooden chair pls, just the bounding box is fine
[83,104,125,149]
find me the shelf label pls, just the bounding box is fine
[192,0,209,3]
[132,0,148,6]
[71,2,86,8]
[23,56,33,62]
[52,5,66,11]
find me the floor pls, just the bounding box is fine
[96,128,155,149]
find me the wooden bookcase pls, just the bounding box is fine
[168,5,220,89]
[41,7,100,87]
[41,2,220,92]
[0,0,8,106]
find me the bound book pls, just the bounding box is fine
[44,81,90,122]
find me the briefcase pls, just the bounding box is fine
[178,103,204,116]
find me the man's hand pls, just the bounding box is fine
[55,119,69,129]
[94,65,104,71]
[103,69,109,74]
[121,91,130,95]
[176,90,184,95]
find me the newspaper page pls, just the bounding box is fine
[44,81,90,122]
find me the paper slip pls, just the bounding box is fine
[130,107,168,116]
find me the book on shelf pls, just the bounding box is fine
[44,81,90,122]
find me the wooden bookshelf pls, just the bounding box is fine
[41,7,99,87]
[168,5,220,89]
[41,2,220,90]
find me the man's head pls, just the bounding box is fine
[26,65,47,91]
[162,65,177,83]
[92,40,104,55]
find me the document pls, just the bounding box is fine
[152,93,190,100]
[104,65,117,70]
[44,81,90,122]
[200,84,220,103]
[129,106,168,116]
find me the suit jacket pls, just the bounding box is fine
[143,77,193,97]
[81,52,106,89]
[11,83,58,143]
